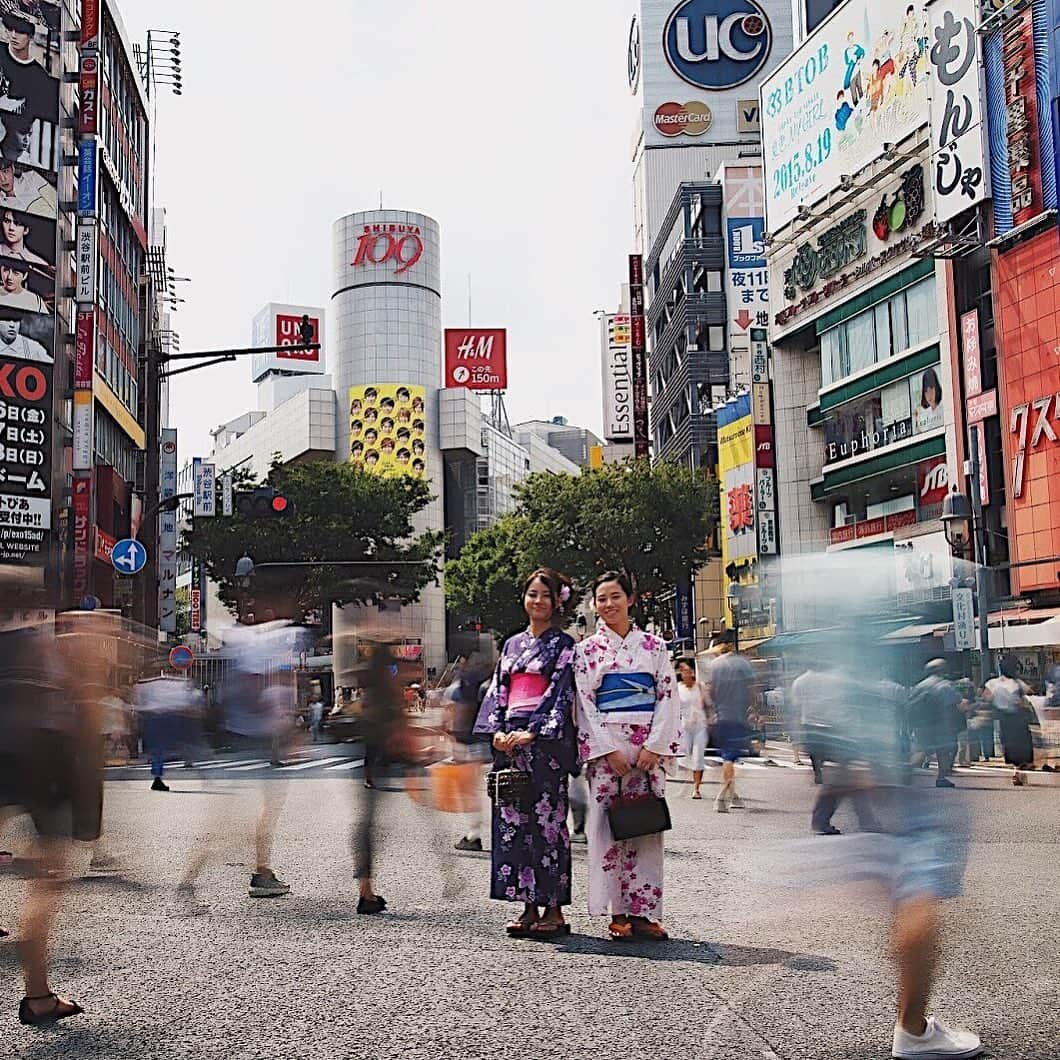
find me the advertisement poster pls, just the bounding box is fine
[718,393,756,562]
[348,384,427,480]
[760,0,930,232]
[158,430,178,633]
[250,303,325,383]
[444,329,508,391]
[602,314,634,442]
[721,163,769,353]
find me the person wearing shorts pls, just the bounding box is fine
[707,649,754,812]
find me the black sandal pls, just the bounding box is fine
[18,992,84,1026]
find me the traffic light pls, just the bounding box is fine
[298,314,314,347]
[234,487,294,518]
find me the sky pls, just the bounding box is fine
[116,0,636,458]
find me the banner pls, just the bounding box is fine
[721,164,768,354]
[628,255,649,459]
[602,314,634,442]
[73,477,90,599]
[348,384,427,479]
[192,460,216,517]
[158,430,178,633]
[718,393,756,562]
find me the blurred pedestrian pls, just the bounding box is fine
[984,656,1034,786]
[447,648,495,853]
[675,658,709,799]
[308,689,324,744]
[134,672,202,792]
[706,647,754,812]
[475,568,578,938]
[910,660,964,788]
[574,571,681,941]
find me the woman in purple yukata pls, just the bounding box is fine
[475,568,578,938]
[573,571,681,941]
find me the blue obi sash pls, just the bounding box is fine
[597,671,656,713]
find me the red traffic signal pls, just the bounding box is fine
[271,494,289,514]
[234,487,293,518]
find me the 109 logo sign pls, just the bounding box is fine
[664,0,773,92]
[351,224,423,275]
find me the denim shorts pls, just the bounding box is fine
[714,719,750,763]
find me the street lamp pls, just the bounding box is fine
[726,581,743,654]
[941,491,973,552]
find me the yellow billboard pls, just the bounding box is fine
[348,384,426,480]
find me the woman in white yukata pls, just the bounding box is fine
[573,571,681,941]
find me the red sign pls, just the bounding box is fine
[80,0,100,47]
[917,457,950,519]
[728,484,754,534]
[855,517,886,539]
[73,478,91,598]
[169,645,194,671]
[75,309,94,388]
[444,329,508,391]
[275,314,320,362]
[79,56,98,136]
[93,527,117,564]
[829,509,919,545]
[1003,10,1041,227]
[887,509,917,532]
[966,388,997,424]
[351,224,423,275]
[653,101,713,137]
[961,310,981,398]
[190,588,201,633]
[976,422,990,507]
[754,426,774,468]
[628,255,649,459]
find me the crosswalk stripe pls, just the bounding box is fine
[325,758,366,772]
[197,759,268,770]
[278,756,347,772]
[225,761,272,772]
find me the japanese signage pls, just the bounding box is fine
[629,255,650,459]
[77,139,97,216]
[1009,393,1059,500]
[952,586,975,650]
[348,384,428,479]
[824,361,946,467]
[718,392,756,562]
[93,526,116,565]
[751,328,769,384]
[602,314,634,442]
[973,419,990,507]
[966,388,997,423]
[222,473,233,518]
[72,392,92,471]
[79,54,98,136]
[158,429,178,633]
[721,163,769,353]
[73,477,90,599]
[829,509,916,546]
[76,221,97,303]
[752,382,772,425]
[916,456,950,521]
[771,164,934,335]
[0,355,51,563]
[634,0,794,150]
[675,577,694,642]
[192,460,216,518]
[444,329,508,391]
[1002,9,1040,227]
[81,0,100,48]
[927,0,987,224]
[760,0,930,232]
[961,309,981,397]
[74,309,94,388]
[250,303,325,382]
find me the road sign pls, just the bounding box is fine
[169,645,194,671]
[952,588,975,651]
[110,538,147,575]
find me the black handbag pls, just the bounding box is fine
[607,772,672,841]
[486,756,532,807]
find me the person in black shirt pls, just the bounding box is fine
[0,13,55,127]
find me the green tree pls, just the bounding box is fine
[444,514,532,638]
[184,460,444,622]
[445,460,718,632]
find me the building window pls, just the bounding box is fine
[820,275,937,387]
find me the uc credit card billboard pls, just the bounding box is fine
[760,0,930,232]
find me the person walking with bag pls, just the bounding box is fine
[573,571,681,941]
[474,569,578,938]
[675,658,709,799]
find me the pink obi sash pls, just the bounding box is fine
[507,672,549,716]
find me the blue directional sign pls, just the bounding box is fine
[110,538,147,576]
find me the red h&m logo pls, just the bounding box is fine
[444,329,508,391]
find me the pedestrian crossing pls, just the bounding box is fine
[106,754,369,778]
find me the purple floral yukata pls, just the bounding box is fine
[574,623,680,919]
[475,627,577,908]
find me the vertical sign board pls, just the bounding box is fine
[952,586,975,650]
[73,309,94,471]
[602,314,634,442]
[75,221,97,303]
[190,558,201,634]
[157,430,178,633]
[222,474,233,517]
[72,478,91,599]
[192,460,216,518]
[674,577,694,643]
[927,0,988,224]
[79,54,98,136]
[77,139,97,217]
[628,255,649,459]
[721,164,769,354]
[961,309,982,397]
[81,0,101,48]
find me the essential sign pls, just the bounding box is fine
[444,329,508,390]
[602,315,634,442]
[664,0,774,91]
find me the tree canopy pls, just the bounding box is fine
[183,460,444,623]
[445,459,718,633]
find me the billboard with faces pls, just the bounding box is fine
[348,384,427,481]
[0,2,59,568]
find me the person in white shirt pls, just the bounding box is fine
[0,313,48,361]
[0,207,45,265]
[675,658,709,799]
[0,159,54,216]
[0,257,45,312]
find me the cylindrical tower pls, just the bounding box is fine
[330,210,446,675]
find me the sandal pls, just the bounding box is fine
[528,919,571,939]
[18,992,84,1026]
[630,917,669,941]
[609,917,633,940]
[505,910,540,937]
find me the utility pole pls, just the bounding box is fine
[968,423,992,683]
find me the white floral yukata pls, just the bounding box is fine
[573,623,681,919]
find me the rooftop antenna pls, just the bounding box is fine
[467,273,472,326]
[379,189,384,209]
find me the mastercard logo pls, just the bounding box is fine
[653,101,713,138]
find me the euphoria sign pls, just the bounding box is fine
[0,355,52,563]
[663,0,773,92]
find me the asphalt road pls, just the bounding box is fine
[1,753,1057,1060]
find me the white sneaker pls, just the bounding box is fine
[728,793,745,810]
[892,1017,983,1059]
[714,795,728,813]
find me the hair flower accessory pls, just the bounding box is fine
[559,586,571,603]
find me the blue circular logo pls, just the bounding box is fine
[663,0,773,92]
